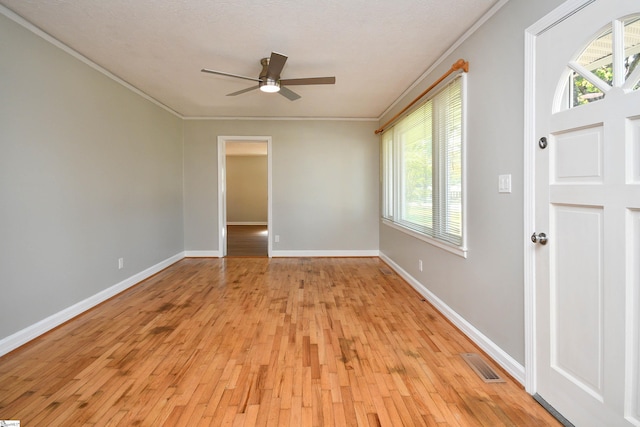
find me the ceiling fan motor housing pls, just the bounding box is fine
[259,57,281,92]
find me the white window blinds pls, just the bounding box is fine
[382,74,464,249]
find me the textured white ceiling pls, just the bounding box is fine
[1,0,502,119]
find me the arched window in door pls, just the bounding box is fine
[555,14,640,112]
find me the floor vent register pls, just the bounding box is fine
[460,353,505,383]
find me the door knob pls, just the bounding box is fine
[531,232,548,245]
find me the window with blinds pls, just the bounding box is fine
[381,74,465,252]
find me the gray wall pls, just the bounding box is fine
[183,119,379,252]
[226,155,268,223]
[379,0,563,364]
[0,14,184,339]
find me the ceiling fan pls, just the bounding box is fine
[201,52,335,101]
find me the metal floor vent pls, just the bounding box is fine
[460,353,505,383]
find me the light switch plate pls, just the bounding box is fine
[498,174,512,193]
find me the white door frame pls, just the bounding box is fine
[523,0,597,394]
[217,135,273,258]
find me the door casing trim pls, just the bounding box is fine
[217,136,273,258]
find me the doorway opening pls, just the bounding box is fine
[218,136,272,257]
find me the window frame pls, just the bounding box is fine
[381,73,467,258]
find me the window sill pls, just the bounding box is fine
[382,219,468,258]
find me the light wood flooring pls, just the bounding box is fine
[0,257,559,426]
[227,225,268,257]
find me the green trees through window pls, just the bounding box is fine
[569,15,640,108]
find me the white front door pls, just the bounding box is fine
[534,1,640,425]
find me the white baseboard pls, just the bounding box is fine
[185,250,377,258]
[271,250,380,257]
[379,252,525,384]
[184,250,222,258]
[0,252,185,357]
[227,222,267,226]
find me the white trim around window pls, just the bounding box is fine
[381,73,467,258]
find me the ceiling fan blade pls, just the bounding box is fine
[279,86,301,101]
[280,76,336,86]
[266,52,288,80]
[226,85,259,96]
[201,68,261,82]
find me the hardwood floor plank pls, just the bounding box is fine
[332,401,347,426]
[242,404,260,427]
[0,257,560,426]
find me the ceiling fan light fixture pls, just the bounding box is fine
[259,78,281,93]
[203,52,334,100]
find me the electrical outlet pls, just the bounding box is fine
[419,260,423,272]
[275,235,280,243]
[118,258,124,270]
